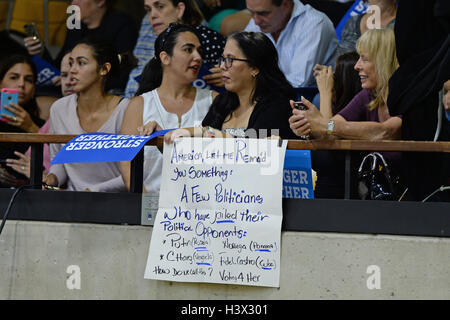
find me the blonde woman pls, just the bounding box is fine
[289,28,400,141]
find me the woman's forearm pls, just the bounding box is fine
[319,92,333,119]
[330,116,402,141]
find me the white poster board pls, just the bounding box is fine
[144,137,287,287]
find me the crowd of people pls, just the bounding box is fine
[0,0,448,201]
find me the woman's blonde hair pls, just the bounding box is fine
[356,28,399,110]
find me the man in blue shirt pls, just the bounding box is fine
[244,0,337,87]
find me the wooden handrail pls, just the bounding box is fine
[1,133,449,153]
[286,139,450,153]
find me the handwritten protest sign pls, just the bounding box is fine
[144,137,287,287]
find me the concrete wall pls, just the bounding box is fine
[1,220,449,299]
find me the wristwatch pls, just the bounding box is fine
[326,119,335,135]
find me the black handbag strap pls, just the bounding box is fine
[358,152,395,196]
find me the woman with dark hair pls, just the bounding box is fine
[0,55,44,133]
[0,54,46,186]
[310,52,362,199]
[44,36,131,192]
[166,31,297,141]
[144,0,222,63]
[124,0,225,97]
[120,24,217,192]
[313,51,362,117]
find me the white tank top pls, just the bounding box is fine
[140,87,213,193]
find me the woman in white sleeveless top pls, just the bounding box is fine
[120,24,218,192]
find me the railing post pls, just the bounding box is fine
[30,143,44,189]
[344,151,351,200]
[130,149,144,193]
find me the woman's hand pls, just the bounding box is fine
[137,120,162,136]
[43,173,59,189]
[313,64,326,77]
[203,65,225,87]
[315,65,334,96]
[3,103,40,132]
[164,128,194,144]
[52,76,61,86]
[24,36,43,56]
[6,151,30,178]
[444,90,450,111]
[289,97,327,139]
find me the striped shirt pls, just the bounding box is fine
[245,0,338,87]
[124,17,157,98]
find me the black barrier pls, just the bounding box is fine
[1,189,449,238]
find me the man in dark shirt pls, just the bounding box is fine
[387,0,450,201]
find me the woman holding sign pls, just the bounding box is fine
[120,23,218,192]
[44,36,132,192]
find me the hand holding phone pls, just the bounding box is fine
[24,23,43,56]
[294,101,308,111]
[1,88,19,119]
[24,23,40,40]
[293,102,310,140]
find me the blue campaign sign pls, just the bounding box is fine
[282,149,314,199]
[335,0,368,42]
[51,129,174,165]
[32,56,61,86]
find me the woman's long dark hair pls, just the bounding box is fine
[203,32,296,128]
[333,51,362,114]
[173,0,204,26]
[136,23,199,96]
[0,54,40,120]
[76,35,136,93]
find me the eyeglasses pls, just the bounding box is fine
[218,56,250,68]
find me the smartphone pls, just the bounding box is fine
[294,102,308,110]
[24,23,40,41]
[293,102,310,140]
[1,88,19,118]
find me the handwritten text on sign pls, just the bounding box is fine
[144,138,287,287]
